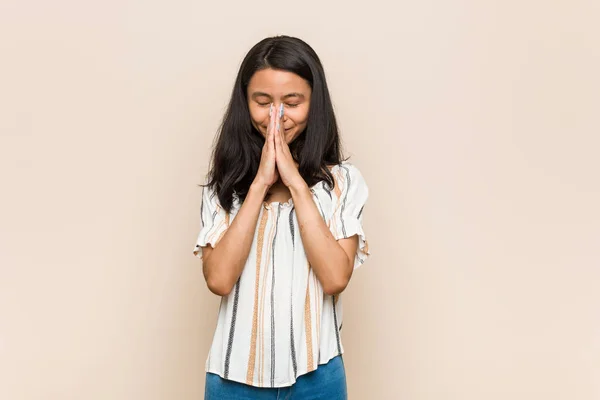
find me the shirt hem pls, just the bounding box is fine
[204,350,345,388]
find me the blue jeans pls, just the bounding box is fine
[205,355,347,400]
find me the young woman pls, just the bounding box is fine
[193,35,370,400]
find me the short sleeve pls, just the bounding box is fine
[193,184,231,260]
[329,163,371,269]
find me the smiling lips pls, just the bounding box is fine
[265,126,292,132]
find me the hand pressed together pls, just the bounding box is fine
[253,103,305,190]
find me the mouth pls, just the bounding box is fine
[260,126,293,135]
[262,127,293,133]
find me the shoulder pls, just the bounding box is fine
[202,183,227,213]
[335,161,368,186]
[202,183,217,201]
[322,161,368,200]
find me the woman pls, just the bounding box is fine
[193,35,370,400]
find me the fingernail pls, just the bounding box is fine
[269,103,273,117]
[279,103,284,118]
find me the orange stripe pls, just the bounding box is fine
[304,262,315,372]
[333,169,342,199]
[259,209,276,386]
[246,209,269,385]
[207,218,225,244]
[330,170,346,237]
[313,271,320,347]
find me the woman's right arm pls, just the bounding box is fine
[201,182,268,296]
[201,103,279,296]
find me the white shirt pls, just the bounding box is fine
[193,161,370,388]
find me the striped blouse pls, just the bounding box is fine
[192,161,370,388]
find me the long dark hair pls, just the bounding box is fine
[203,35,346,213]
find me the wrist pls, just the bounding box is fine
[288,180,310,196]
[250,180,270,198]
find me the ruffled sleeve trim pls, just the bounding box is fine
[329,162,371,269]
[332,214,371,269]
[193,186,231,260]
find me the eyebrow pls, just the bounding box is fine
[251,92,305,100]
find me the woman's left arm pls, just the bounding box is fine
[272,104,358,295]
[289,182,358,295]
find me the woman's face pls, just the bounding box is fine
[247,68,312,144]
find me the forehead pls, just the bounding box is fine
[247,68,311,96]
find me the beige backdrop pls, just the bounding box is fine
[1,0,599,399]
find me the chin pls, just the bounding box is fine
[284,129,297,142]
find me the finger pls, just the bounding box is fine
[270,103,277,154]
[278,103,285,139]
[277,104,289,153]
[274,115,282,151]
[274,104,283,142]
[271,103,278,152]
[267,103,274,148]
[268,103,274,135]
[276,103,283,132]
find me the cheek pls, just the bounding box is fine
[248,105,269,130]
[286,109,309,141]
[288,108,309,127]
[249,104,265,121]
